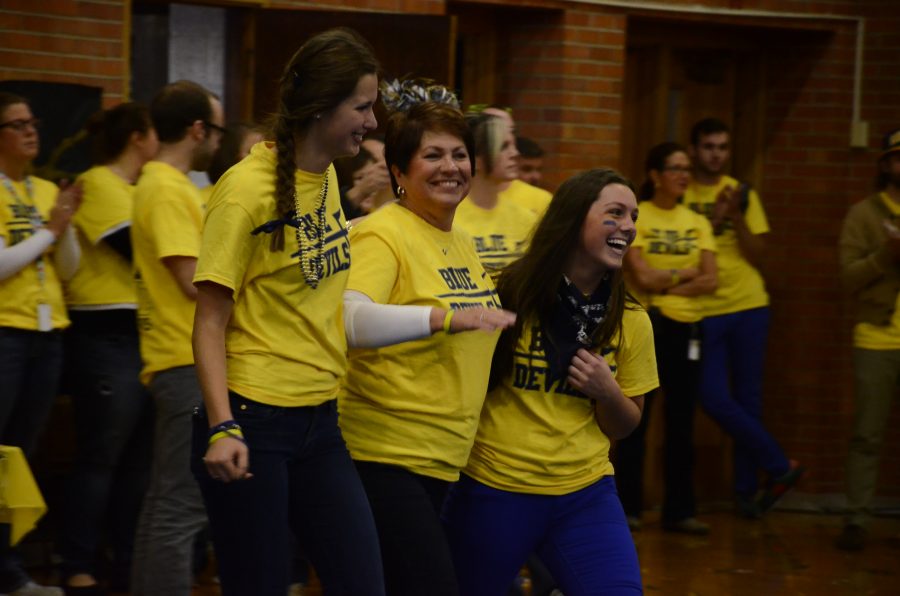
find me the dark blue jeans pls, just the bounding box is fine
[700,307,789,497]
[444,475,642,596]
[60,311,153,582]
[0,327,63,592]
[615,312,700,523]
[191,393,385,596]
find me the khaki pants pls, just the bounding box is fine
[846,348,900,526]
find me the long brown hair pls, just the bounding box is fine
[490,168,638,389]
[270,28,378,249]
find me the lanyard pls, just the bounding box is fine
[0,171,47,285]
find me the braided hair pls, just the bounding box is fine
[269,28,378,250]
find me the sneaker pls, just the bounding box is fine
[8,582,64,596]
[835,523,867,551]
[758,460,806,513]
[662,517,710,535]
[626,516,642,531]
[735,494,761,519]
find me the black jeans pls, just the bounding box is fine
[60,311,153,581]
[354,460,459,596]
[614,311,700,523]
[192,394,385,596]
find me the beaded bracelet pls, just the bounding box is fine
[442,309,454,333]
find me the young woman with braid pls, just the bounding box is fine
[190,29,385,596]
[338,88,515,595]
[443,168,657,596]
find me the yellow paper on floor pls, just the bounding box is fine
[0,445,47,545]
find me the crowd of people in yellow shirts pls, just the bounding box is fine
[17,22,900,596]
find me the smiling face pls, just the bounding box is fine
[578,183,638,272]
[316,73,378,161]
[394,129,472,216]
[0,103,39,164]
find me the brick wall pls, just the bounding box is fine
[0,0,128,107]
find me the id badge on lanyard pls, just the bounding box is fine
[0,173,52,331]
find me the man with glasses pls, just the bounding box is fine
[130,80,223,596]
[682,118,803,520]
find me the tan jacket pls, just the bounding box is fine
[839,192,900,325]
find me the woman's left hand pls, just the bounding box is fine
[567,348,618,401]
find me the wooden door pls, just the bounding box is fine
[621,19,768,510]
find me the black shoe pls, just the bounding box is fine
[662,517,710,535]
[835,524,867,551]
[735,495,761,519]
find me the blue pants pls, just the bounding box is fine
[0,327,63,592]
[700,307,789,496]
[191,393,385,596]
[60,312,153,581]
[443,475,642,596]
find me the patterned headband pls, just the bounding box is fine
[380,78,460,113]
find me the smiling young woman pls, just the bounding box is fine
[190,29,386,596]
[442,168,658,596]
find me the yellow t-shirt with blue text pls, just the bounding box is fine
[854,192,900,350]
[132,161,203,385]
[683,175,769,316]
[465,306,658,495]
[67,166,136,308]
[500,179,552,218]
[631,201,717,323]
[194,142,349,407]
[339,202,502,482]
[0,176,68,330]
[454,196,537,276]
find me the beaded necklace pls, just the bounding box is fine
[293,172,329,289]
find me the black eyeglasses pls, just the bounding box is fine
[203,121,226,135]
[0,118,41,132]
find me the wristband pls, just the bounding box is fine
[208,419,241,439]
[209,428,246,446]
[442,309,454,333]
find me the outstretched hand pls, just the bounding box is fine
[448,307,516,334]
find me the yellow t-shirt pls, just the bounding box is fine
[631,201,717,323]
[194,143,349,407]
[683,175,770,316]
[499,179,552,218]
[66,166,136,309]
[132,161,203,385]
[854,192,900,350]
[339,202,502,482]
[465,306,658,495]
[0,176,68,330]
[453,196,537,276]
[199,184,214,207]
